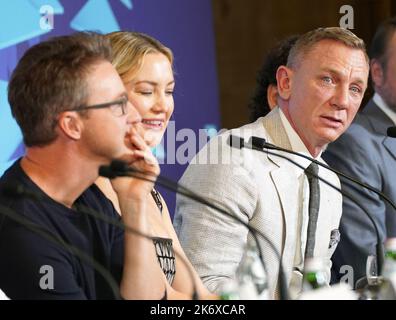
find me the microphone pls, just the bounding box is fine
[227,135,385,284]
[0,199,121,299]
[98,165,117,179]
[228,135,245,149]
[99,160,290,300]
[387,126,396,138]
[249,136,266,149]
[3,181,200,300]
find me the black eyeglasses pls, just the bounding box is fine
[68,96,129,117]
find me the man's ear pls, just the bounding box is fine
[276,65,293,100]
[370,59,384,89]
[57,111,84,140]
[267,84,278,110]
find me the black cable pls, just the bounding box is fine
[101,160,290,300]
[246,142,384,276]
[257,138,396,212]
[3,182,200,300]
[73,202,200,300]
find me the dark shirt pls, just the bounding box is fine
[0,160,124,299]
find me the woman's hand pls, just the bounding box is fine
[111,126,160,202]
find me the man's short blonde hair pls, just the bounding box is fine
[287,27,369,68]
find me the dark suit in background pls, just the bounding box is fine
[323,98,396,285]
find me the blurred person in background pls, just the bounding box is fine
[248,35,299,122]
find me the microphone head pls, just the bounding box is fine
[227,135,245,149]
[387,126,396,138]
[98,165,117,179]
[110,160,130,173]
[249,136,266,149]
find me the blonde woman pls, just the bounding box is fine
[96,31,215,300]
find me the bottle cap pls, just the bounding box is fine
[304,257,324,273]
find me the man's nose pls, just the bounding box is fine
[331,85,349,109]
[126,100,142,124]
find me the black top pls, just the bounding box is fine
[0,160,124,300]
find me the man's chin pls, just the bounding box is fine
[319,128,344,144]
[321,143,329,152]
[110,148,134,162]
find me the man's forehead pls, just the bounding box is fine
[88,61,121,81]
[86,59,117,78]
[303,42,368,70]
[307,39,358,55]
[85,60,126,100]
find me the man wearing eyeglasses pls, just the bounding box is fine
[0,32,164,299]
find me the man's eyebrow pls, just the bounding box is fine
[322,67,367,86]
[116,92,128,99]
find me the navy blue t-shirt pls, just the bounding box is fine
[0,160,124,299]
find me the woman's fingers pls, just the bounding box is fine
[119,149,160,176]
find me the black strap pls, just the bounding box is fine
[151,188,163,213]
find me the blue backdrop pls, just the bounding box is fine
[0,0,221,216]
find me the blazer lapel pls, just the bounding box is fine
[383,137,396,161]
[262,108,300,275]
[270,168,300,277]
[363,100,396,161]
[362,99,392,136]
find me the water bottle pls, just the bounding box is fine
[218,280,240,300]
[303,258,327,291]
[379,238,396,299]
[235,237,269,300]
